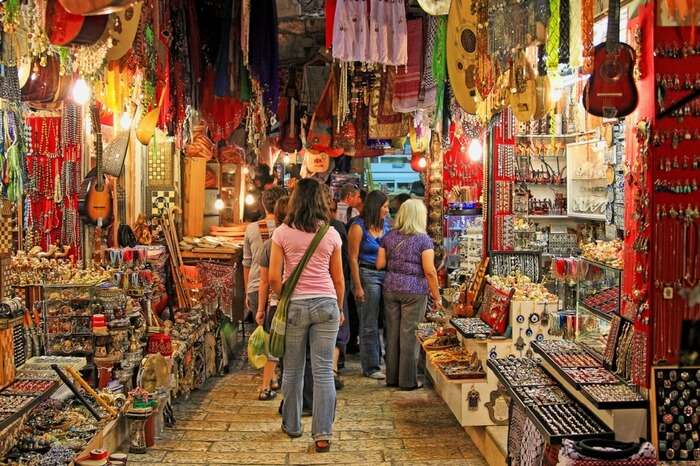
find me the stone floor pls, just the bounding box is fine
[131,356,487,466]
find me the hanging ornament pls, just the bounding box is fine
[468,386,481,410]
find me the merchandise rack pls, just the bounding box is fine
[487,359,614,444]
[0,380,58,433]
[531,341,647,410]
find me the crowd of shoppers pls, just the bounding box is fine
[245,168,440,453]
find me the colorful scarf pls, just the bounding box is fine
[418,15,438,110]
[247,0,279,113]
[432,16,447,130]
[393,19,423,113]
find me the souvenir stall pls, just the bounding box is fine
[368,0,700,464]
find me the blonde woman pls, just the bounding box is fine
[376,199,441,390]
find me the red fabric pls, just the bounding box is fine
[325,0,337,50]
[392,19,423,113]
[200,68,247,143]
[479,284,513,335]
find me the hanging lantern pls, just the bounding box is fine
[411,152,427,172]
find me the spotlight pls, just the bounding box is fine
[418,156,427,169]
[468,138,483,162]
[119,112,132,130]
[242,166,250,175]
[214,194,225,211]
[71,78,91,105]
[245,193,256,205]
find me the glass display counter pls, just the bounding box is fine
[575,258,622,357]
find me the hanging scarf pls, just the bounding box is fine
[418,15,438,110]
[247,0,279,113]
[392,19,423,113]
[432,16,447,130]
[569,0,582,69]
[214,0,233,98]
[546,0,561,71]
[559,0,570,65]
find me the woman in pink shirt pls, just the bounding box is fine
[269,178,345,452]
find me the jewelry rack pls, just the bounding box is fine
[488,251,542,282]
[650,366,700,462]
[531,340,647,410]
[487,357,614,444]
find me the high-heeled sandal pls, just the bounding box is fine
[258,388,277,401]
[315,440,331,452]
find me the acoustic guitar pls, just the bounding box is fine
[46,0,109,46]
[582,0,638,118]
[58,0,135,16]
[80,103,114,227]
[447,0,480,114]
[509,50,537,123]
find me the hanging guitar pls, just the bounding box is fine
[582,0,638,118]
[80,102,114,227]
[447,0,480,114]
[509,49,537,122]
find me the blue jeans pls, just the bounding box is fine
[356,268,385,375]
[282,297,339,441]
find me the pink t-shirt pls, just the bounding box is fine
[272,223,342,300]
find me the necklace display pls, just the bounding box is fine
[24,108,81,258]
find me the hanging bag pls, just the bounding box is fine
[268,224,330,358]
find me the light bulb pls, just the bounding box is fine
[120,112,132,130]
[550,87,562,106]
[214,196,225,211]
[468,138,482,162]
[418,156,427,169]
[242,166,249,175]
[71,78,91,105]
[283,153,290,165]
[245,193,255,205]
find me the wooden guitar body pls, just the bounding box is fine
[58,0,136,15]
[583,42,638,118]
[447,0,479,114]
[46,0,109,45]
[509,52,537,122]
[81,103,114,227]
[81,171,114,227]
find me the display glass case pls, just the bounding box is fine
[444,209,482,273]
[567,140,609,221]
[575,258,622,356]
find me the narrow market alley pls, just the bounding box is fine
[130,357,489,466]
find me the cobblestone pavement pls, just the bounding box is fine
[130,356,487,466]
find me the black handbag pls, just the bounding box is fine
[573,439,641,460]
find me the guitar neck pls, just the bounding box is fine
[606,0,621,46]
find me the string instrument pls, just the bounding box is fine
[509,50,537,122]
[105,1,143,61]
[58,0,135,15]
[446,0,480,114]
[582,0,638,118]
[280,66,302,153]
[20,55,69,105]
[45,0,109,46]
[80,103,114,227]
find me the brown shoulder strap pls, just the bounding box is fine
[259,220,272,241]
